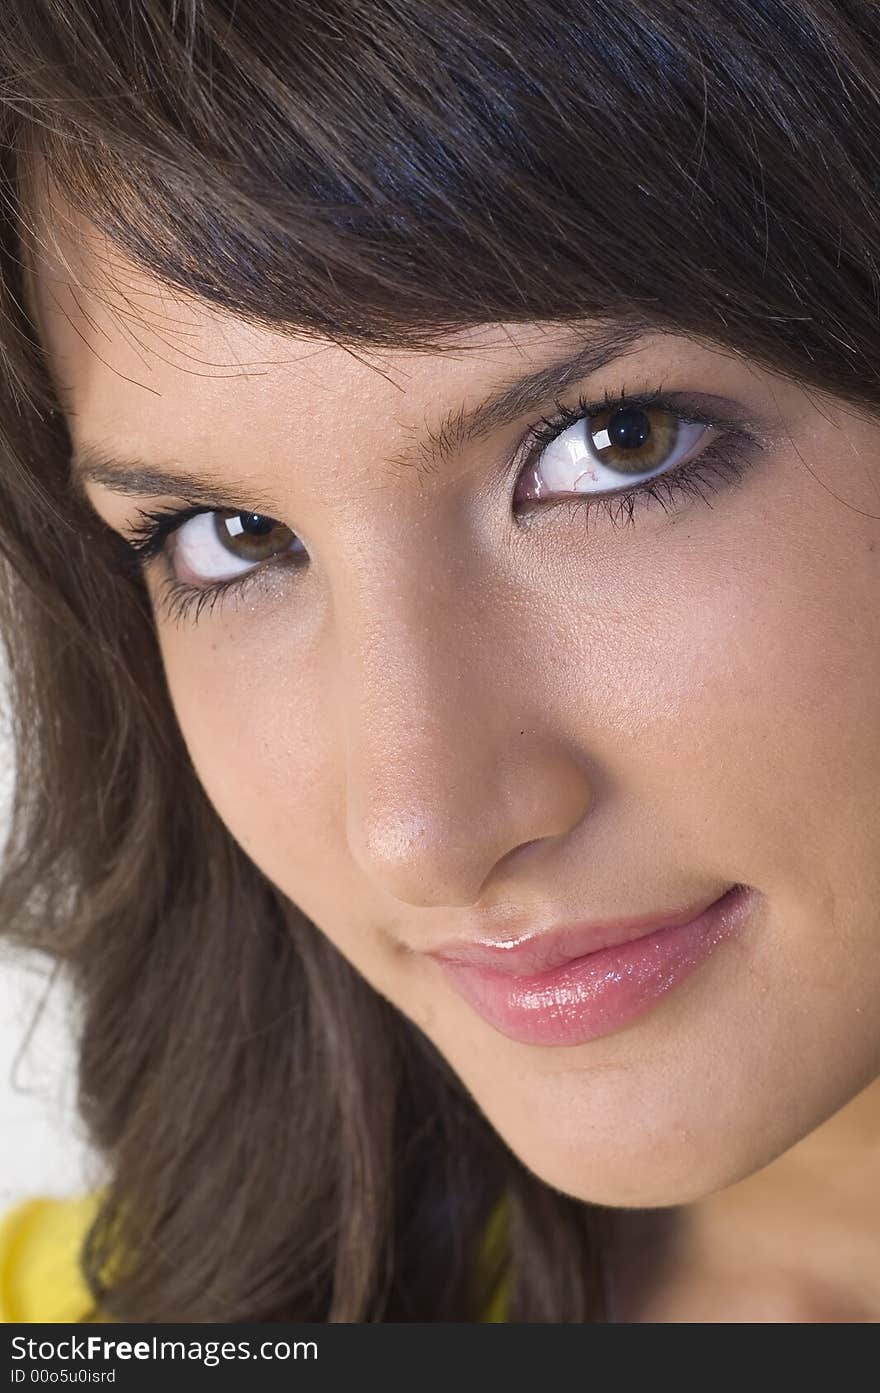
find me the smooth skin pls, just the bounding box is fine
[23,172,880,1321]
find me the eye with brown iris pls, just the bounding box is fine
[589,405,682,475]
[211,511,297,562]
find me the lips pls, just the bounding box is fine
[426,884,756,1047]
[426,888,729,978]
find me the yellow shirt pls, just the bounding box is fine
[0,1194,102,1322]
[0,1192,511,1322]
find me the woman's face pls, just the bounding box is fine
[28,189,880,1209]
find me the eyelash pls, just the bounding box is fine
[115,384,761,627]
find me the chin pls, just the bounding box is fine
[502,1115,783,1210]
[522,1152,748,1209]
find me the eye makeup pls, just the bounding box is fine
[106,381,768,627]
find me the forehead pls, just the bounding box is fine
[21,170,587,482]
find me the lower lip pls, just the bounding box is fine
[434,884,755,1047]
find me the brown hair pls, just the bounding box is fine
[2,0,880,1321]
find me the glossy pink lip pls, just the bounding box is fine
[429,883,755,1047]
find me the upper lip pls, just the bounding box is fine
[424,888,731,977]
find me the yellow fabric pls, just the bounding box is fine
[0,1190,510,1323]
[478,1191,511,1322]
[0,1194,102,1322]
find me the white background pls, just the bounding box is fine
[1,660,103,1210]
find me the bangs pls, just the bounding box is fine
[6,0,880,393]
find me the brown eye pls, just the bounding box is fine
[589,405,681,475]
[212,511,298,563]
[518,404,714,503]
[168,509,306,583]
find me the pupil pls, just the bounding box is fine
[240,512,273,535]
[609,406,650,450]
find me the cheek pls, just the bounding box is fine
[589,494,880,901]
[687,523,880,893]
[157,620,354,920]
[158,633,412,1022]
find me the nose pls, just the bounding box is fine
[335,562,594,909]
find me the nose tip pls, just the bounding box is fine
[346,754,594,910]
[351,807,497,908]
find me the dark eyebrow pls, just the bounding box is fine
[71,321,649,505]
